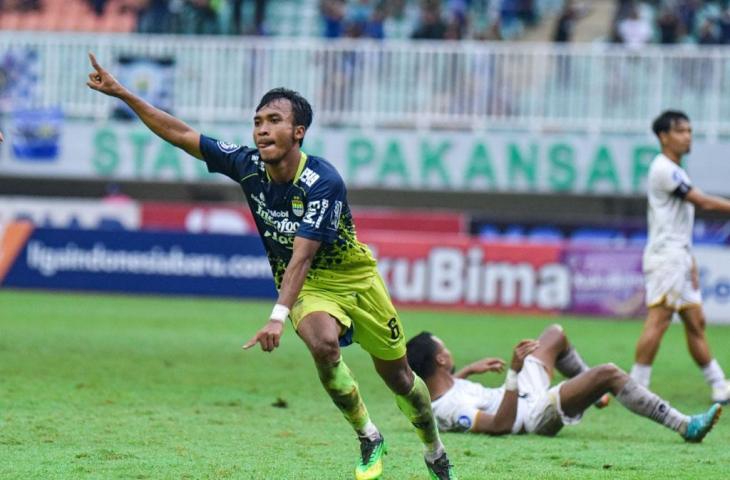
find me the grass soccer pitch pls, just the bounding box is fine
[1,290,728,479]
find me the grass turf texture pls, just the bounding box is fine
[1,290,728,480]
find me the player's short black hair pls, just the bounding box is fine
[652,110,690,138]
[406,331,439,380]
[256,87,313,146]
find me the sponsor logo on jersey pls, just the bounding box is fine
[330,201,343,229]
[299,168,320,187]
[292,196,304,217]
[250,193,267,209]
[457,415,472,430]
[275,219,299,234]
[216,140,240,153]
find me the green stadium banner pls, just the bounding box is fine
[2,120,730,196]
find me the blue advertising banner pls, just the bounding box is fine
[2,226,276,299]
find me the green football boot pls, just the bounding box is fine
[354,434,386,480]
[425,452,457,480]
[682,403,722,443]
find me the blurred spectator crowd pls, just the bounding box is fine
[613,0,730,47]
[0,0,559,40]
[0,0,270,34]
[320,0,558,41]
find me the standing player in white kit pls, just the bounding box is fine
[630,110,730,404]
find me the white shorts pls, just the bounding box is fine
[644,255,702,310]
[519,355,582,436]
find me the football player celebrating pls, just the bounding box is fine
[87,53,455,480]
[631,110,730,404]
[407,325,721,441]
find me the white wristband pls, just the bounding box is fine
[270,304,290,324]
[504,369,519,392]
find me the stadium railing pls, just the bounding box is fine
[1,32,730,136]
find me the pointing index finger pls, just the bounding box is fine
[88,52,103,73]
[242,336,258,350]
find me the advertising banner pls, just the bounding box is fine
[113,55,175,120]
[139,202,465,235]
[361,232,568,313]
[0,224,276,299]
[3,120,730,196]
[140,201,257,235]
[695,246,730,324]
[2,224,727,323]
[0,196,140,230]
[353,209,466,234]
[564,246,645,318]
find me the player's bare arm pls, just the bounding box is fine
[243,236,321,352]
[685,188,730,214]
[471,340,539,435]
[85,52,202,159]
[0,131,4,143]
[454,357,505,379]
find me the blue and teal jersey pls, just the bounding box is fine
[200,135,377,290]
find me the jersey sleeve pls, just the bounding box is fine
[657,163,693,199]
[297,176,346,244]
[199,135,252,182]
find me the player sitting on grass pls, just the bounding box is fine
[406,324,721,441]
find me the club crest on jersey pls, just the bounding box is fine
[216,140,240,153]
[291,196,304,217]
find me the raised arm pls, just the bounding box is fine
[243,236,321,352]
[470,339,539,435]
[86,53,202,159]
[685,188,730,214]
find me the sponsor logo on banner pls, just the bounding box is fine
[2,226,276,298]
[363,233,569,312]
[0,222,35,284]
[113,55,174,120]
[11,108,63,161]
[695,246,730,324]
[0,197,140,230]
[563,245,646,318]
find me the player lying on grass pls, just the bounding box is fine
[406,324,721,441]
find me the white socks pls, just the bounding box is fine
[702,359,727,390]
[616,379,689,433]
[632,359,727,394]
[630,363,652,388]
[424,443,445,463]
[357,420,381,441]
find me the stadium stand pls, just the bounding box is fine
[611,0,730,46]
[0,0,136,32]
[475,219,730,246]
[0,0,564,39]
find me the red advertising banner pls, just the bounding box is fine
[352,208,466,234]
[140,202,257,235]
[140,202,466,236]
[360,231,566,314]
